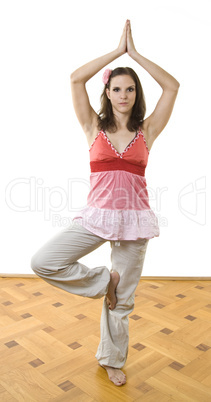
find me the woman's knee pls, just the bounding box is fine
[31,252,39,275]
[30,249,46,275]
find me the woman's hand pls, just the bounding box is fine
[126,20,137,57]
[117,20,127,55]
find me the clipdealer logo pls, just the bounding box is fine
[4,175,206,227]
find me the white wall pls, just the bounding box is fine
[1,0,210,276]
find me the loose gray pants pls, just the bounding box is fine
[31,221,149,368]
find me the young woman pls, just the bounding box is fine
[31,20,179,386]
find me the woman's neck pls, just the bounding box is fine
[113,112,130,131]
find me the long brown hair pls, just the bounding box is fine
[97,67,146,133]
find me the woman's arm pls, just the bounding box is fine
[70,22,127,142]
[126,20,180,145]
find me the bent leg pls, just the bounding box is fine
[96,238,149,367]
[31,221,110,299]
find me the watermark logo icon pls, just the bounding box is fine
[178,176,206,225]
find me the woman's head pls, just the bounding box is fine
[98,67,146,132]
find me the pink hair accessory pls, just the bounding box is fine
[102,68,112,85]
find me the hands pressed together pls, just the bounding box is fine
[118,19,137,57]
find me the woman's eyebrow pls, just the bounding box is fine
[112,84,136,88]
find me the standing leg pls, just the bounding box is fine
[95,238,149,385]
[31,221,110,299]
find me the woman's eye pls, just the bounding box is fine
[112,87,135,92]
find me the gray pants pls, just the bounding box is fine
[31,221,149,368]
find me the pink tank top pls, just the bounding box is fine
[73,129,159,241]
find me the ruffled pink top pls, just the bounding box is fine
[73,129,160,240]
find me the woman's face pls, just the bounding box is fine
[106,75,136,115]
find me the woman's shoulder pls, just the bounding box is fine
[87,127,102,148]
[83,116,101,148]
[140,121,153,152]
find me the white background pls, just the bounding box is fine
[1,0,210,276]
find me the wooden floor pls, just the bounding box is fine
[0,278,211,401]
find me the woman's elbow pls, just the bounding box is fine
[173,79,180,91]
[70,72,78,84]
[70,70,84,85]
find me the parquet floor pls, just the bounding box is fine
[0,277,211,401]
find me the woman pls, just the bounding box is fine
[31,20,179,386]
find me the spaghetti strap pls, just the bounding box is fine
[89,131,102,151]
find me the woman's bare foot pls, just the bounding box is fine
[103,365,126,386]
[106,271,120,310]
